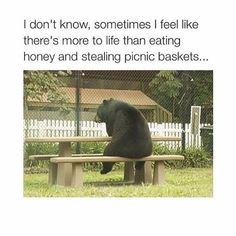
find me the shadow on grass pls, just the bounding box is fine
[85,180,135,187]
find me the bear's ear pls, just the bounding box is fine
[103,99,108,105]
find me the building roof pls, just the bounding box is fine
[72,70,159,81]
[28,88,157,107]
[80,88,157,106]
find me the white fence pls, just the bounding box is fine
[24,119,209,148]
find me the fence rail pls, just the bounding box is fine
[24,119,209,148]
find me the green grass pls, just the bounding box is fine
[24,168,213,197]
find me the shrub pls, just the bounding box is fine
[24,143,59,168]
[152,143,213,168]
[24,142,212,174]
[181,147,213,168]
[80,142,106,154]
[24,142,107,173]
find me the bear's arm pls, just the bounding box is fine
[106,121,113,136]
[110,110,130,141]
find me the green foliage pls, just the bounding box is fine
[79,142,124,171]
[189,71,213,105]
[24,70,72,115]
[80,142,105,171]
[24,142,122,173]
[182,148,213,168]
[149,71,182,98]
[24,143,59,173]
[148,71,213,122]
[24,142,212,174]
[153,143,213,168]
[80,142,106,154]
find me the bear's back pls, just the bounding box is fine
[108,100,152,158]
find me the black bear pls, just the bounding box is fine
[94,98,152,174]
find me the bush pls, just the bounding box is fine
[24,142,108,173]
[153,143,213,168]
[24,142,212,174]
[79,142,106,154]
[24,143,59,168]
[181,147,213,168]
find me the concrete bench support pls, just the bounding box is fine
[71,163,83,187]
[124,162,134,182]
[48,162,57,185]
[26,136,182,187]
[134,161,152,184]
[56,142,72,186]
[50,155,184,187]
[30,153,103,185]
[153,161,165,185]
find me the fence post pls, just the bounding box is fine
[24,119,205,148]
[38,120,45,137]
[101,123,107,136]
[76,71,83,153]
[182,122,186,151]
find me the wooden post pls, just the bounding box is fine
[124,162,134,182]
[48,162,57,185]
[134,161,152,184]
[71,163,83,187]
[56,142,72,186]
[144,161,152,184]
[134,165,144,184]
[153,161,165,185]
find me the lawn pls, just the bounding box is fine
[24,167,213,197]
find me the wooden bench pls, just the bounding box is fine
[25,135,182,187]
[50,155,184,187]
[29,153,103,161]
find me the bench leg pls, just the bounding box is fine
[48,162,57,185]
[134,161,152,184]
[134,165,144,184]
[56,142,72,186]
[124,162,134,182]
[153,161,165,185]
[71,163,83,187]
[144,161,152,184]
[56,163,72,186]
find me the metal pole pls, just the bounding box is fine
[76,71,82,154]
[182,122,186,152]
[180,76,188,152]
[181,72,194,151]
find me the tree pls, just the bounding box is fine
[149,71,182,119]
[24,70,72,119]
[149,70,213,122]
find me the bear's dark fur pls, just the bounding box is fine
[94,98,152,174]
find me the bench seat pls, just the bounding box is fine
[50,155,184,163]
[29,153,103,161]
[50,155,184,187]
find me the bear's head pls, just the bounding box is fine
[94,98,114,123]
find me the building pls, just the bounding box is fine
[26,87,172,122]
